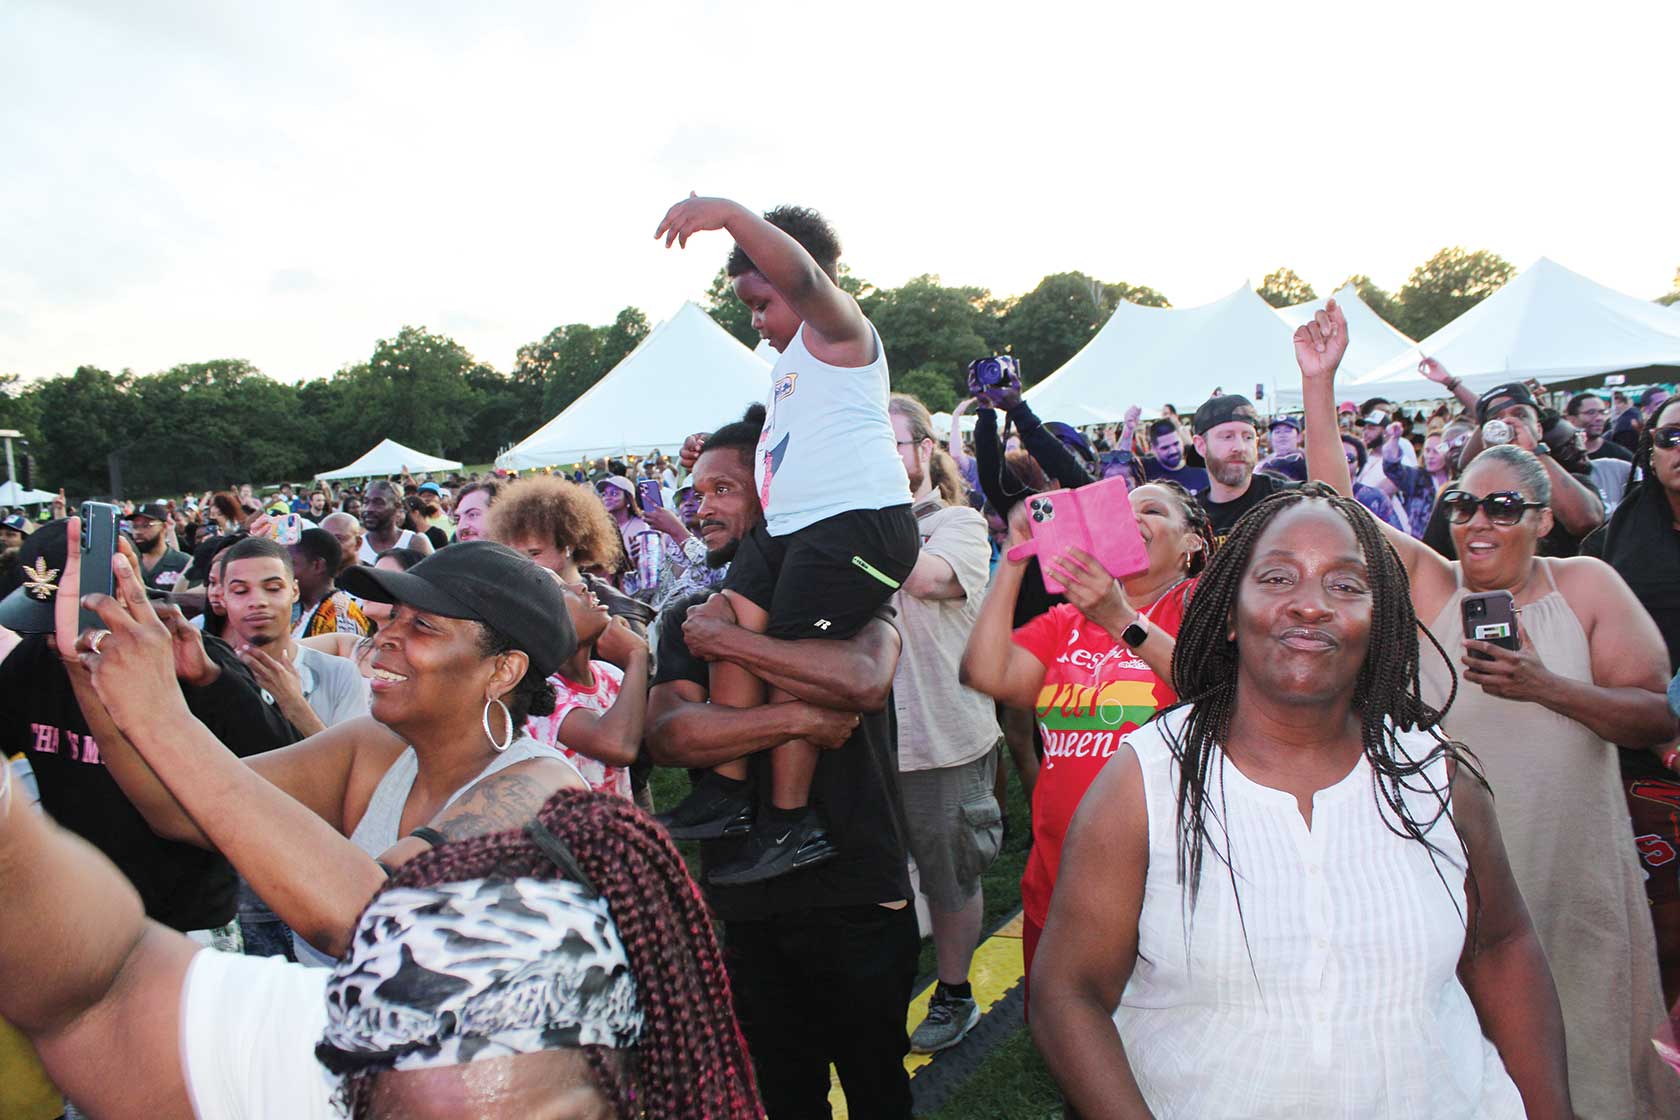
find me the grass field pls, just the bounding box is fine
[648,750,1065,1118]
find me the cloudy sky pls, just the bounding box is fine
[4,0,1676,384]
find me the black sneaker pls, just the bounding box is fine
[656,777,754,841]
[706,809,836,886]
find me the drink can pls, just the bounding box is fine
[636,531,663,588]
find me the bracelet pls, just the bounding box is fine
[1662,747,1680,773]
[409,826,448,848]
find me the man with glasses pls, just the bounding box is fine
[1568,391,1633,463]
[1419,382,1604,559]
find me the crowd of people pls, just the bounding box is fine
[0,195,1677,1120]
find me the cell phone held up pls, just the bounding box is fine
[78,501,120,633]
[1462,590,1519,661]
[636,479,663,514]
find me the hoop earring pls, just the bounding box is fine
[482,697,514,752]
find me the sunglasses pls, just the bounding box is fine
[1439,489,1544,526]
[1652,426,1680,451]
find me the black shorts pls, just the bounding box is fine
[724,505,918,641]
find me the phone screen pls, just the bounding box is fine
[637,480,663,511]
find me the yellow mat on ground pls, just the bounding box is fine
[0,1015,64,1120]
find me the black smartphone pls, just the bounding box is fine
[1461,590,1518,660]
[78,501,120,633]
[637,479,663,512]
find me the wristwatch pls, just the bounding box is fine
[1121,619,1149,650]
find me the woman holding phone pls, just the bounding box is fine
[1296,303,1679,1118]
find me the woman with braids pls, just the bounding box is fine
[1030,477,1570,1118]
[1583,394,1680,1008]
[46,525,591,968]
[961,478,1212,1013]
[1296,302,1678,1117]
[0,753,763,1118]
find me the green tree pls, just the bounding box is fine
[342,327,484,459]
[1659,267,1680,307]
[1394,248,1515,339]
[890,367,959,414]
[125,359,308,493]
[1339,274,1406,332]
[516,307,650,421]
[30,366,132,497]
[998,272,1169,387]
[703,268,756,346]
[859,275,1000,400]
[1256,268,1316,309]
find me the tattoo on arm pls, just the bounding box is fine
[432,768,553,843]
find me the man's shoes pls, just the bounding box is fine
[706,808,836,886]
[656,776,754,842]
[910,984,981,1053]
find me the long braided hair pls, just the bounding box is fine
[1164,483,1482,935]
[345,791,761,1119]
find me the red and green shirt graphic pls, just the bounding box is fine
[1011,579,1192,925]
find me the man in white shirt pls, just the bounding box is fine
[887,395,1002,1054]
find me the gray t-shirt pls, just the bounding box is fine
[891,500,1001,772]
[293,643,369,727]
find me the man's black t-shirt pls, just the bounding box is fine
[142,547,193,592]
[1197,473,1296,552]
[0,633,301,931]
[1588,440,1634,463]
[652,591,912,924]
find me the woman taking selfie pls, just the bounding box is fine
[51,530,590,965]
[960,479,1211,1009]
[1031,482,1570,1118]
[1297,303,1678,1117]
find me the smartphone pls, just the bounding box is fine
[1461,590,1519,660]
[78,501,120,633]
[637,479,663,512]
[263,513,304,546]
[1004,476,1150,594]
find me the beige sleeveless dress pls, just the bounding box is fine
[1421,560,1679,1119]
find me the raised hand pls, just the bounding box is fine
[1123,404,1142,427]
[679,431,710,471]
[654,193,743,249]
[1044,547,1136,639]
[1292,298,1349,384]
[1418,357,1452,385]
[73,551,187,730]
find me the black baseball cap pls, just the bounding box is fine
[132,502,169,522]
[339,541,576,680]
[1192,394,1259,436]
[0,519,162,635]
[1476,382,1540,424]
[1268,415,1302,432]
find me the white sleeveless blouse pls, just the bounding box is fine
[1113,709,1524,1118]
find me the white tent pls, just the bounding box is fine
[1270,285,1415,406]
[0,481,56,505]
[316,439,463,481]
[1023,284,1298,424]
[1343,257,1680,401]
[498,302,770,470]
[930,411,978,437]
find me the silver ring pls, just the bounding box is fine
[88,630,110,655]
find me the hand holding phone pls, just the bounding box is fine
[262,513,304,546]
[1461,590,1518,661]
[637,479,663,513]
[78,502,120,633]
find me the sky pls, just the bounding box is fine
[4,0,1677,386]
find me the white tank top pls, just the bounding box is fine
[1111,709,1524,1118]
[755,321,911,536]
[357,529,417,565]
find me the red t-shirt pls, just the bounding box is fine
[1011,579,1193,926]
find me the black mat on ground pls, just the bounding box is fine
[909,978,1025,1117]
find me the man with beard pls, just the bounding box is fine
[130,502,192,592]
[1568,391,1633,462]
[0,513,27,591]
[648,405,917,1119]
[1354,398,1415,533]
[219,537,368,736]
[1141,417,1209,491]
[1192,393,1294,549]
[355,479,432,564]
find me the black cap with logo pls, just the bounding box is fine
[1192,394,1260,436]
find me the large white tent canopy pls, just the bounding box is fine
[498,302,770,470]
[1023,285,1299,424]
[0,481,57,505]
[1342,257,1680,401]
[316,439,462,481]
[1271,285,1415,407]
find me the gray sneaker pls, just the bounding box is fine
[910,987,980,1053]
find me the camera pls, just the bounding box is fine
[1466,598,1486,618]
[967,355,1022,397]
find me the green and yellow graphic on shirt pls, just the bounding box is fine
[1034,678,1163,732]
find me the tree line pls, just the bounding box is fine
[4,249,1674,499]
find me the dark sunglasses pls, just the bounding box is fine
[1440,489,1544,526]
[1652,426,1680,451]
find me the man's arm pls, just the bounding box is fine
[1418,358,1481,413]
[1538,455,1604,536]
[682,602,901,711]
[646,680,859,770]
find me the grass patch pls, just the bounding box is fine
[927,1026,1061,1120]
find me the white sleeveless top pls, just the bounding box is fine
[357,528,418,565]
[291,737,581,966]
[755,320,911,536]
[1114,709,1524,1119]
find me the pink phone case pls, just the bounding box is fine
[1005,477,1150,594]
